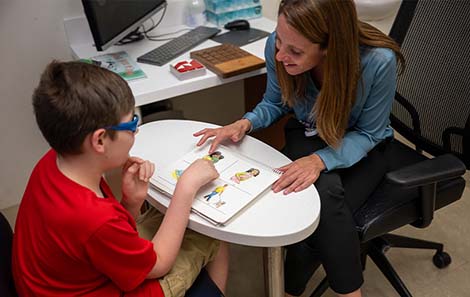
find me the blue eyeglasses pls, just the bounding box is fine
[106,114,139,133]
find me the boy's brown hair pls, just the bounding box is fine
[33,61,135,155]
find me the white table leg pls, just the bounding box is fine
[264,246,284,297]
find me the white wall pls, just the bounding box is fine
[261,0,280,21]
[0,0,83,209]
[0,0,279,209]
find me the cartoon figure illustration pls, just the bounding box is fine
[203,151,224,163]
[230,168,260,184]
[171,169,184,181]
[203,184,228,202]
[214,199,226,208]
[211,188,227,209]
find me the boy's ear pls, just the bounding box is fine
[89,128,107,153]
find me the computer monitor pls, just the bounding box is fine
[82,0,167,51]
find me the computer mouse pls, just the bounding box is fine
[224,19,250,31]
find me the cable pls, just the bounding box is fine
[141,6,193,42]
[116,28,145,45]
[114,5,194,45]
[115,5,167,46]
[142,5,167,38]
[145,28,192,41]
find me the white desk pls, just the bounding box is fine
[63,0,396,108]
[130,120,321,297]
[64,4,276,107]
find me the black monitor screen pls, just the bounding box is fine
[82,0,167,51]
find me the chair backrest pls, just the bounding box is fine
[0,211,17,297]
[388,0,470,168]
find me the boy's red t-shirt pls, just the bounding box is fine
[12,150,164,297]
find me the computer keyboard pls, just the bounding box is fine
[137,26,221,66]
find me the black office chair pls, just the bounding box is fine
[310,1,469,296]
[0,211,17,297]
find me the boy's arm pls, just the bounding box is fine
[146,183,196,278]
[146,159,218,278]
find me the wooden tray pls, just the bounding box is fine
[190,44,265,78]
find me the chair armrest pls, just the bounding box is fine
[385,154,466,187]
[385,154,466,228]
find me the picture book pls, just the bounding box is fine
[81,51,146,81]
[151,145,281,225]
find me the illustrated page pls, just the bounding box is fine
[152,145,280,221]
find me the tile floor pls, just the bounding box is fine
[3,172,469,297]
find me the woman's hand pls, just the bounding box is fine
[121,157,155,208]
[272,154,326,195]
[193,119,252,154]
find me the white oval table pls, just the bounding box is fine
[130,120,321,297]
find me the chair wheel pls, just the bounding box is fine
[433,251,451,268]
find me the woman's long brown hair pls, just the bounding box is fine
[276,0,404,147]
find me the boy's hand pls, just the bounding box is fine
[121,156,155,206]
[178,159,219,192]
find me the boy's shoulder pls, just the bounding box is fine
[24,149,133,236]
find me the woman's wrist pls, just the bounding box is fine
[311,154,326,171]
[238,118,252,133]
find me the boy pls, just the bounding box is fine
[12,61,229,296]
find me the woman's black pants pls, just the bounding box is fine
[282,119,391,295]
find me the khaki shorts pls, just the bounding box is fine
[136,206,220,297]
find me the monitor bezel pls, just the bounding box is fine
[82,0,167,51]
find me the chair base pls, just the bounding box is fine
[309,233,451,297]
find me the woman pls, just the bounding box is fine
[194,0,404,296]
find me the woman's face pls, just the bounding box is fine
[275,14,326,76]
